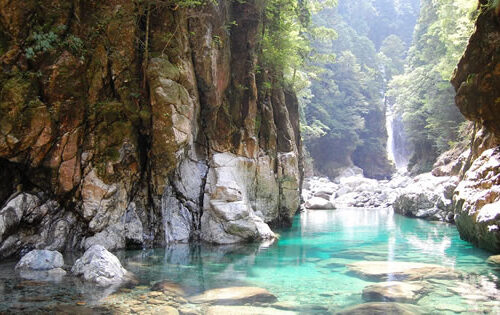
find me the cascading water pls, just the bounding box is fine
[385,97,411,171]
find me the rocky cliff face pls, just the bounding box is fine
[0,0,302,258]
[451,6,500,252]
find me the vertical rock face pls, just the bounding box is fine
[0,0,302,257]
[451,7,500,253]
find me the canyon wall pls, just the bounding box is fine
[451,6,500,252]
[0,0,302,258]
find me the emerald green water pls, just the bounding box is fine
[118,208,500,312]
[1,208,499,313]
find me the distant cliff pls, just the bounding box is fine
[0,0,302,258]
[451,5,500,252]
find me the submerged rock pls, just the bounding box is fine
[189,286,277,305]
[71,245,132,287]
[454,147,500,252]
[347,261,458,281]
[151,280,186,296]
[336,302,422,315]
[362,281,426,303]
[206,305,296,315]
[487,255,500,265]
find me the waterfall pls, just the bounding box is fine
[385,98,410,171]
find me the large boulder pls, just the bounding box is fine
[71,245,131,287]
[189,286,277,305]
[304,197,335,210]
[0,193,76,259]
[362,281,426,303]
[454,147,500,252]
[15,249,66,281]
[393,173,459,222]
[201,153,277,244]
[15,249,64,270]
[347,261,459,281]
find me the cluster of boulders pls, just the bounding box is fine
[302,167,413,210]
[14,245,134,287]
[302,161,462,225]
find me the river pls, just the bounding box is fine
[1,207,499,313]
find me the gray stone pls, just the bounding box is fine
[454,147,500,252]
[71,245,130,287]
[393,173,458,222]
[15,249,64,271]
[201,152,276,244]
[304,197,335,210]
[0,193,41,243]
[162,186,193,243]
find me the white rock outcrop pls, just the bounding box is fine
[71,245,131,286]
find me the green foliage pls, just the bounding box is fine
[25,31,59,59]
[25,27,86,61]
[387,0,476,170]
[259,0,337,87]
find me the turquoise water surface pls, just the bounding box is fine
[1,208,499,313]
[119,208,500,313]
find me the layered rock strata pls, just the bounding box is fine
[0,0,302,257]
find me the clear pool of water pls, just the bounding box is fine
[1,208,499,313]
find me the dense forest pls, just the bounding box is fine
[387,0,477,173]
[281,0,477,177]
[300,0,420,179]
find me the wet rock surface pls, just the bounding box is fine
[362,281,426,303]
[347,261,459,281]
[189,286,277,305]
[336,302,423,315]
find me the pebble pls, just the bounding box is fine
[130,306,147,313]
[148,291,164,297]
[147,298,165,305]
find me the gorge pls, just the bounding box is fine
[0,0,500,313]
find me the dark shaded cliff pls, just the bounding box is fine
[0,0,302,258]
